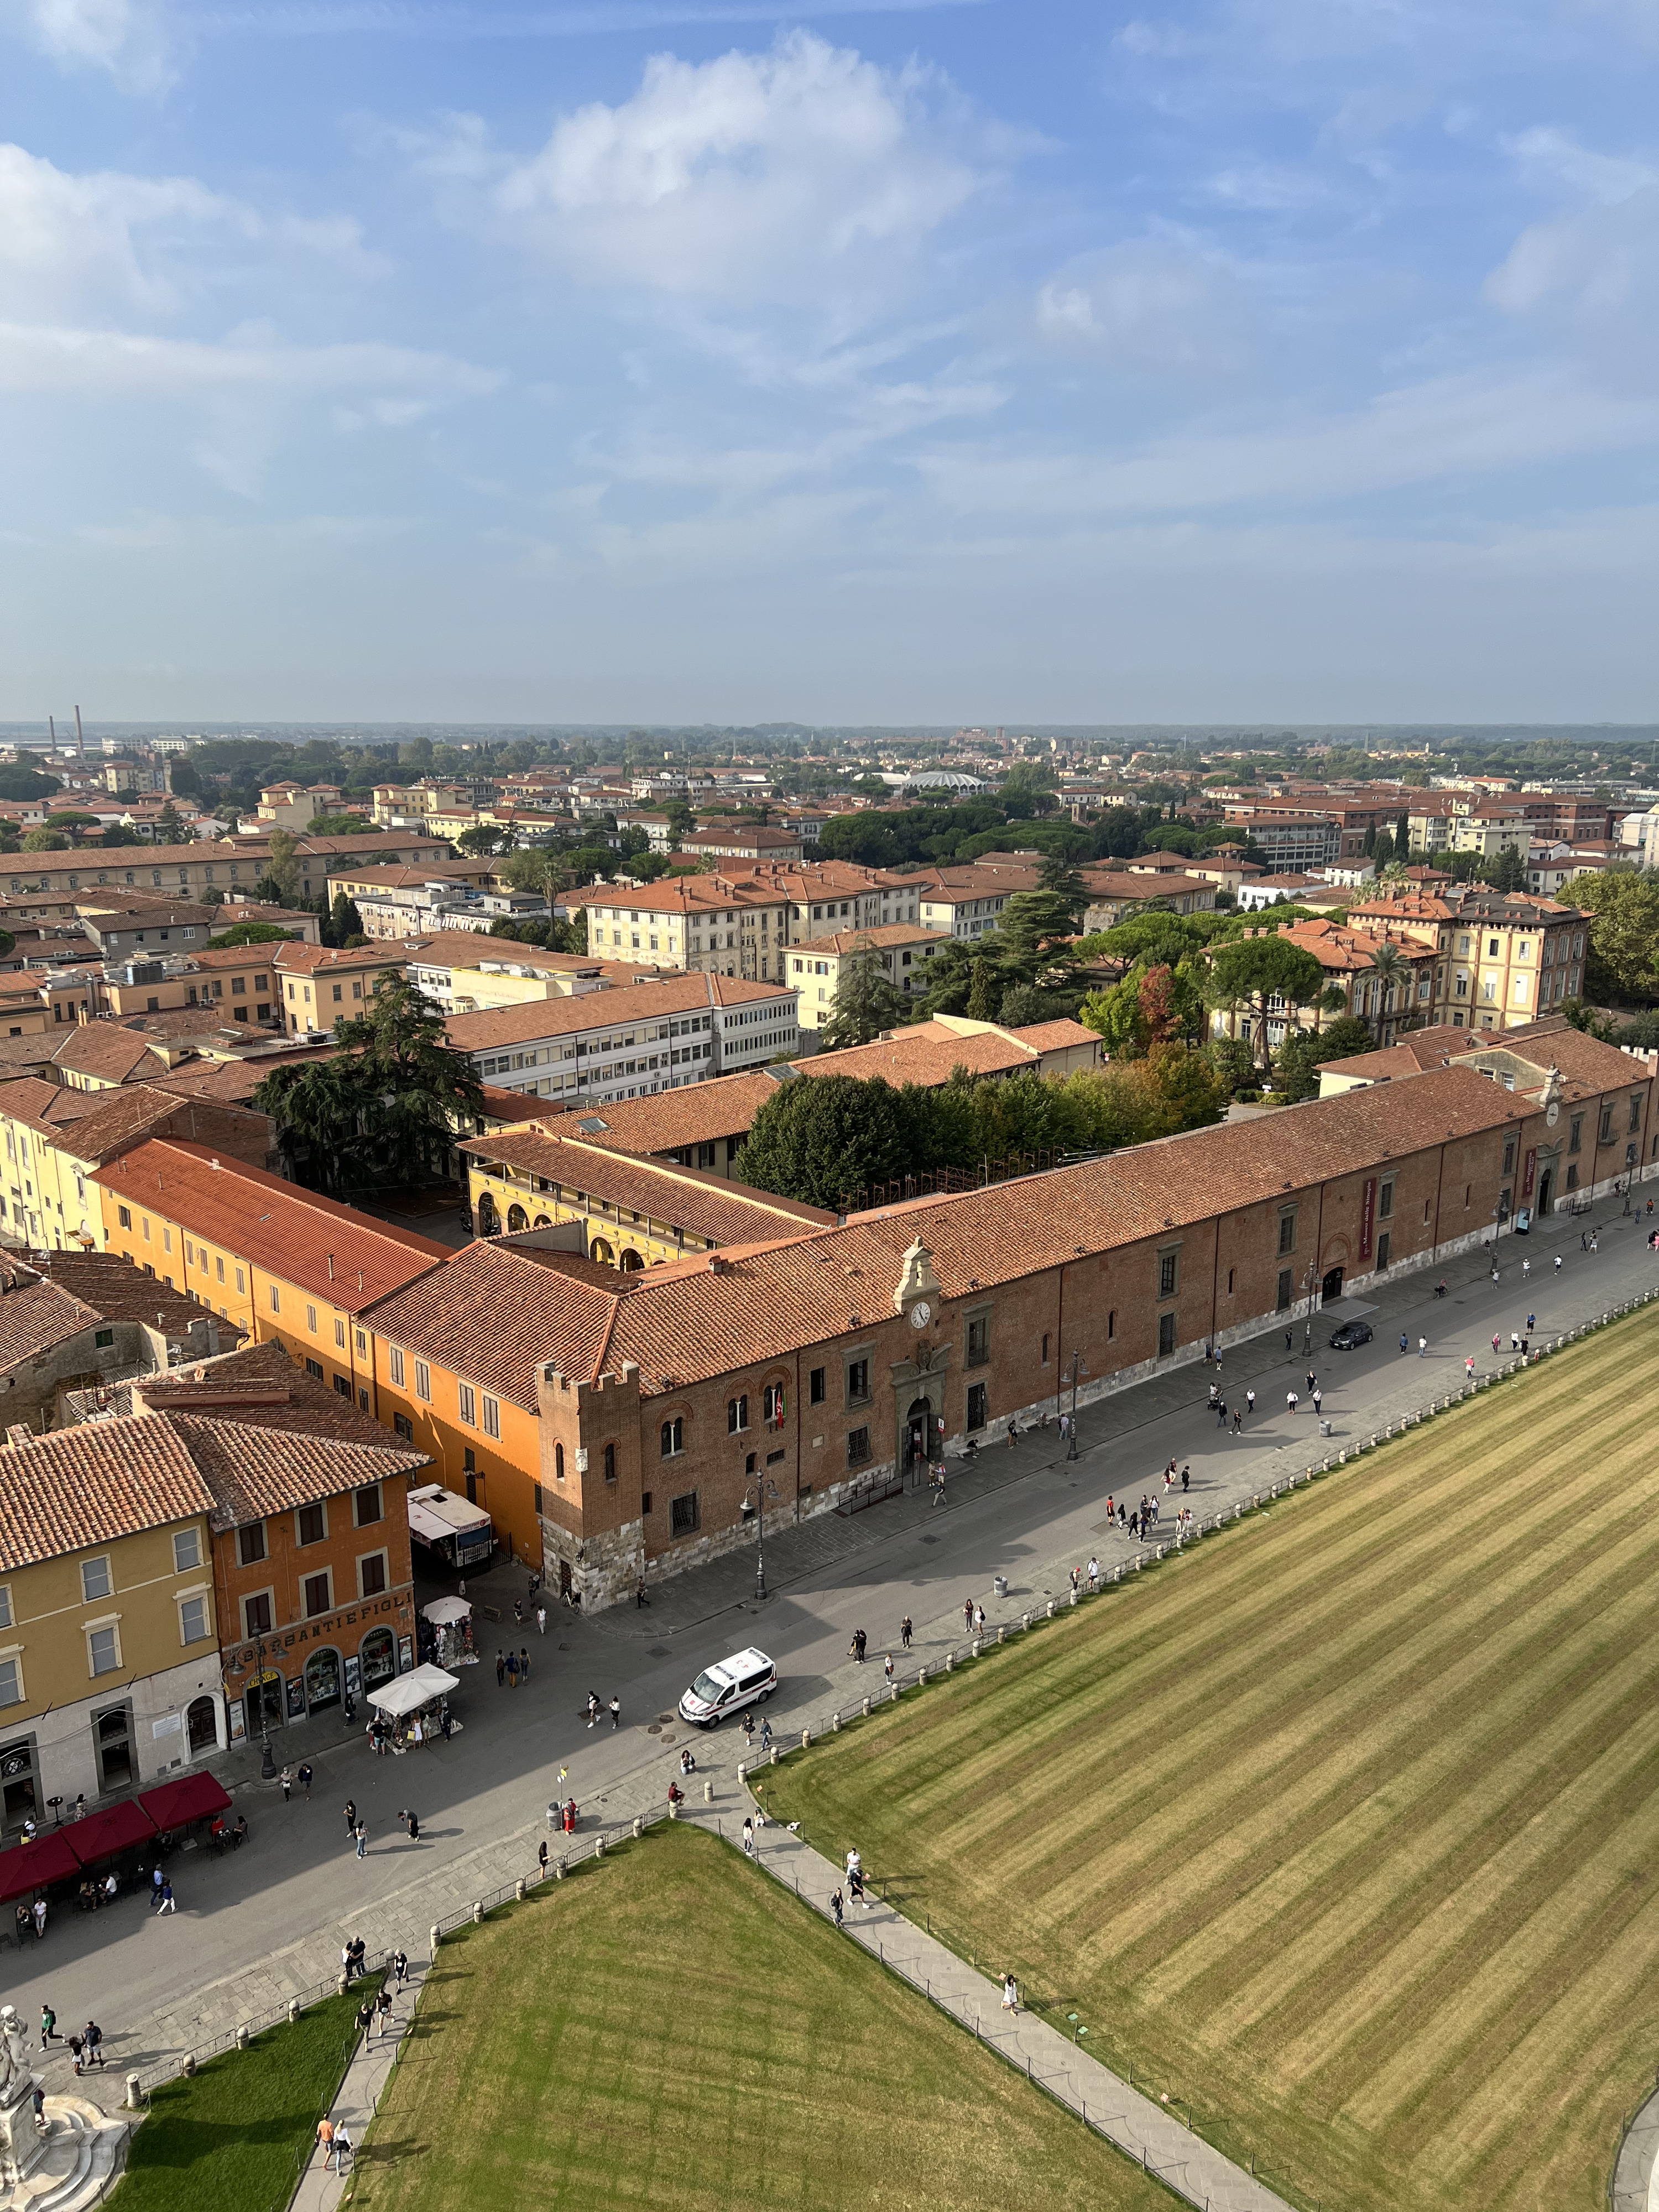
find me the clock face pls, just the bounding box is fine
[910,1301,931,1329]
[1546,1103,1559,1127]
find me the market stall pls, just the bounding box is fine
[367,1663,461,1752]
[420,1597,477,1670]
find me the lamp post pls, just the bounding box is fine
[1301,1260,1321,1358]
[742,1477,780,1602]
[1064,1352,1088,1460]
[253,1635,277,1781]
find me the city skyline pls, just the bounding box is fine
[3,0,1656,722]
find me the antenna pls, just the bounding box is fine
[74,705,85,760]
[48,715,56,750]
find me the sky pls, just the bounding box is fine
[2,0,1657,725]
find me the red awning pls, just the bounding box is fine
[138,1772,231,1832]
[63,1799,157,1868]
[0,1830,80,1903]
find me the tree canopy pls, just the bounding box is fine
[1207,936,1344,1068]
[817,943,907,1051]
[1571,869,1659,1004]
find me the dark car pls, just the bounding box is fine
[1328,1319,1373,1349]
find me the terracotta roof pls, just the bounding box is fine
[158,945,284,974]
[565,877,791,917]
[799,1027,1034,1086]
[0,1252,241,1371]
[50,1026,167,1084]
[1082,871,1217,901]
[366,1238,620,1411]
[0,1419,218,1569]
[272,941,420,977]
[138,1338,403,1447]
[1005,1020,1102,1052]
[460,1128,833,1243]
[47,1081,269,1168]
[445,973,794,1054]
[561,1071,787,1157]
[92,1140,450,1310]
[0,1077,98,1137]
[802,925,947,954]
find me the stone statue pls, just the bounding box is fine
[0,2007,26,2097]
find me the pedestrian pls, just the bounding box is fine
[883,1652,895,1683]
[39,2005,60,2050]
[59,2031,77,2078]
[506,1651,519,1689]
[963,1597,974,1634]
[900,1615,913,1650]
[354,1823,367,1860]
[1232,1407,1242,1433]
[377,1986,393,2035]
[1418,1336,1428,1357]
[84,2021,104,2069]
[1491,1333,1500,1355]
[1058,1412,1069,1442]
[1399,1333,1408,1355]
[1306,1369,1316,1394]
[742,1708,755,1746]
[1070,1565,1081,1596]
[495,1651,506,1687]
[1246,1388,1255,1416]
[33,1897,47,1940]
[586,1692,601,1728]
[400,1809,420,1843]
[157,1880,175,1914]
[514,1600,523,1627]
[1554,1254,1563,1272]
[298,1762,312,1802]
[1491,1261,1500,1282]
[356,1995,375,2039]
[759,1714,773,1751]
[1285,1329,1293,1353]
[1001,1973,1019,2015]
[1006,1419,1018,1449]
[1465,1355,1475,1378]
[1286,1389,1299,1414]
[830,1887,844,1928]
[343,1798,357,1839]
[609,1695,620,1730]
[1527,1312,1536,1332]
[333,2121,353,2172]
[1207,1383,1219,1408]
[742,1815,755,1858]
[518,1646,530,1683]
[855,1629,868,1663]
[1214,1398,1228,1427]
[974,1604,986,1634]
[150,1866,164,1911]
[536,1604,547,1636]
[279,1765,294,1804]
[1522,1258,1531,1278]
[318,2118,337,2172]
[1311,1387,1322,1416]
[1510,1331,1520,1352]
[1591,1232,1600,1253]
[1087,1554,1099,1592]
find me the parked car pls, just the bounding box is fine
[679,1647,777,1729]
[1328,1319,1374,1350]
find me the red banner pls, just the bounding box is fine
[1523,1147,1537,1199]
[1359,1176,1376,1261]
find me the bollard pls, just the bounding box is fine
[124,2072,143,2111]
[801,1728,812,1749]
[832,1709,842,1730]
[555,1858,566,1880]
[516,1878,526,1901]
[596,1834,607,1856]
[969,1640,980,1659]
[430,1923,441,1958]
[236,2025,249,2050]
[669,1799,680,1819]
[918,1665,928,1686]
[946,1651,955,1670]
[996,1625,1005,1646]
[337,1973,349,1996]
[1046,1598,1055,1619]
[472,1900,483,1924]
[288,1998,300,2024]
[703,1780,714,1803]
[182,2053,196,2078]
[862,1694,872,1717]
[737,1761,747,1785]
[770,1744,779,1766]
[1069,1586,1078,1606]
[633,1815,643,1839]
[1021,1612,1031,1631]
[889,1683,898,1705]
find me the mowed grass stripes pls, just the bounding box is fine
[763,1307,1659,2212]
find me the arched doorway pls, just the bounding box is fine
[305,1646,342,1714]
[533,1214,551,1228]
[477,1192,499,1235]
[244,1672,282,1739]
[1321,1266,1344,1304]
[589,1237,614,1265]
[618,1248,644,1273]
[1537,1166,1554,1216]
[904,1397,933,1472]
[507,1203,528,1232]
[186,1695,218,1755]
[360,1627,397,1690]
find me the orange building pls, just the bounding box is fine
[91,1140,449,1414]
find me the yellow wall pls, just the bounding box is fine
[465,1160,705,1271]
[0,1515,217,1726]
[0,1110,101,1251]
[371,1338,542,1568]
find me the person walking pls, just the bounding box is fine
[505,1650,519,1689]
[1001,1974,1020,2015]
[1214,1397,1228,1427]
[1246,1388,1255,1417]
[962,1597,974,1635]
[742,1815,755,1858]
[974,1604,986,1634]
[495,1650,507,1686]
[1311,1387,1322,1417]
[33,1897,48,1940]
[298,1762,312,1801]
[536,1604,547,1636]
[278,1765,294,1804]
[317,2118,338,2173]
[519,1647,530,1683]
[900,1615,913,1651]
[1232,1407,1243,1433]
[1418,1336,1428,1357]
[1286,1388,1299,1414]
[1306,1368,1317,1394]
[1465,1355,1476,1379]
[84,2021,105,2069]
[1087,1555,1099,1592]
[1399,1333,1409,1354]
[400,1809,420,1843]
[1522,1257,1531,1278]
[759,1714,773,1752]
[1491,1333,1500,1355]
[150,1866,165,1912]
[393,1950,408,1989]
[538,1839,549,1880]
[356,1995,375,2041]
[1510,1330,1521,1352]
[333,2121,353,2171]
[156,1879,176,1914]
[343,1798,357,1840]
[1554,1254,1563,1272]
[354,1823,367,1860]
[830,1887,844,1929]
[609,1695,620,1730]
[377,1986,394,2037]
[883,1652,895,1684]
[39,2005,61,2050]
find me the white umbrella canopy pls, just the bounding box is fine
[422,1598,472,1625]
[367,1663,459,1717]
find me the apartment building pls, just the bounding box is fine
[790,924,947,1034]
[101,944,283,1023]
[0,833,451,910]
[93,1142,450,1410]
[677,825,804,864]
[403,936,663,1015]
[1081,871,1218,930]
[442,974,800,1106]
[1224,814,1344,872]
[1345,889,1584,1031]
[0,1250,231,1428]
[1207,919,1439,1057]
[570,862,921,983]
[273,941,419,1037]
[909,863,1037,939]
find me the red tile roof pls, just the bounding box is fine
[460,1128,833,1244]
[445,972,794,1053]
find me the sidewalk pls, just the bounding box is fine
[705,1803,1295,2212]
[290,1957,430,2212]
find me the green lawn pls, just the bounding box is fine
[763,1306,1659,2212]
[346,1823,1172,2211]
[108,1990,362,2212]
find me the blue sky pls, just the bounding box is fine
[2,0,1656,723]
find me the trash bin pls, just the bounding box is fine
[1319,1418,1333,1437]
[992,1575,1009,1598]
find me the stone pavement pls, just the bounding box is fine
[711,1802,1294,2212]
[290,1956,430,2212]
[11,1190,1655,2125]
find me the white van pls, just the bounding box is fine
[679,1647,778,1728]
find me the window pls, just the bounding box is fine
[1277,1209,1297,1256]
[167,1527,200,1572]
[415,1360,431,1401]
[356,1483,383,1527]
[966,1313,990,1366]
[1569,1115,1583,1155]
[458,1382,476,1426]
[117,1204,131,1229]
[94,1703,132,1787]
[604,1443,617,1482]
[306,1304,317,1333]
[302,1571,332,1618]
[846,1426,872,1468]
[810,1366,826,1405]
[1158,1312,1177,1357]
[1599,1105,1614,1145]
[393,1413,414,1442]
[87,1625,120,1677]
[359,1553,388,1599]
[335,1318,346,1348]
[269,1285,280,1313]
[305,1357,324,1381]
[670,1491,700,1537]
[764,1382,786,1426]
[81,1556,112,1602]
[94,1327,114,1349]
[966,1383,988,1432]
[0,1657,20,1708]
[1376,1231,1392,1270]
[641,1491,654,1515]
[1379,1178,1395,1220]
[661,1417,684,1457]
[727,1394,749,1433]
[1276,1268,1293,1312]
[1633,1094,1646,1134]
[845,1356,870,1406]
[1042,1332,1050,1364]
[0,1586,11,1630]
[179,1594,209,1645]
[389,1346,406,1386]
[297,1503,326,1546]
[1157,1249,1178,1299]
[1566,1163,1580,1191]
[238,1522,267,1566]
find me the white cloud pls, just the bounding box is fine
[1,0,178,91]
[1486,185,1659,322]
[497,29,997,304]
[1502,124,1656,205]
[0,318,498,400]
[1035,237,1255,374]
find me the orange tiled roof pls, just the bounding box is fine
[460,1128,834,1243]
[91,1140,450,1310]
[444,972,794,1053]
[559,1072,788,1157]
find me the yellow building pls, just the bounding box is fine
[788,923,947,1035]
[0,1428,225,1829]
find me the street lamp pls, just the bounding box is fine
[741,1478,780,1602]
[253,1635,278,1781]
[1301,1260,1321,1357]
[1063,1352,1088,1460]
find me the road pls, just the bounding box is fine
[6,1193,1652,2090]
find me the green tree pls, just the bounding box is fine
[1395,807,1410,855]
[154,800,192,844]
[816,815,902,869]
[211,920,298,947]
[260,828,302,905]
[1273,1015,1376,1101]
[737,1074,907,1209]
[456,823,514,858]
[1481,846,1526,894]
[966,957,1001,1021]
[1206,1036,1258,1098]
[1370,828,1394,870]
[307,811,373,837]
[44,811,100,843]
[0,765,60,801]
[1571,869,1659,1003]
[1366,941,1409,1029]
[20,828,67,851]
[326,892,364,946]
[1037,853,1089,921]
[818,941,907,1051]
[1208,936,1344,1070]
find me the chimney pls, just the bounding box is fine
[327,1253,335,1279]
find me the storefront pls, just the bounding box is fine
[222,1588,415,1739]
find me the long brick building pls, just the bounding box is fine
[360,1018,1657,1605]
